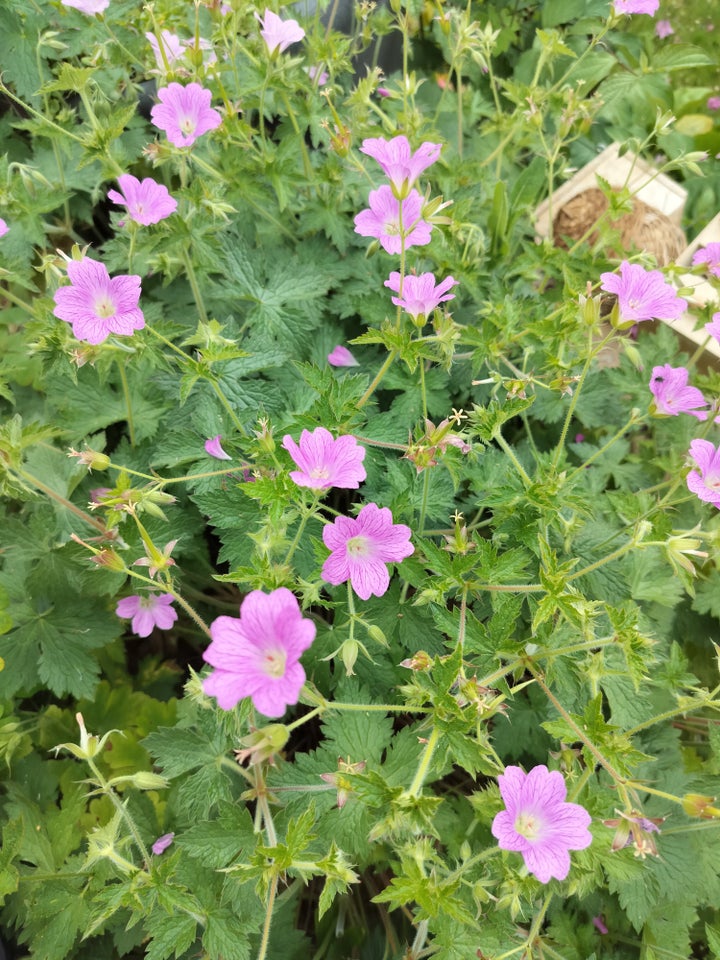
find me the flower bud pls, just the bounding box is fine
[681,793,720,818]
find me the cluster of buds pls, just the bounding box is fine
[603,808,665,858]
[234,724,289,766]
[443,510,472,554]
[454,677,507,716]
[319,757,367,808]
[404,410,471,473]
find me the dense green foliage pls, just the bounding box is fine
[1,0,720,958]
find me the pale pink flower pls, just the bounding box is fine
[654,19,673,37]
[255,9,305,54]
[592,917,609,935]
[327,345,359,367]
[705,312,720,342]
[116,593,178,638]
[491,765,592,884]
[649,364,710,420]
[599,261,686,323]
[384,271,458,320]
[687,440,720,509]
[354,186,433,255]
[150,82,222,148]
[61,0,110,13]
[205,435,232,460]
[613,0,659,13]
[322,502,414,600]
[308,65,329,86]
[0,219,7,237]
[53,257,144,344]
[708,97,720,111]
[108,174,177,226]
[360,136,441,193]
[282,427,366,489]
[202,588,316,717]
[146,30,185,69]
[692,243,720,278]
[151,833,175,855]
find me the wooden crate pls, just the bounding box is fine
[534,142,688,240]
[673,212,720,361]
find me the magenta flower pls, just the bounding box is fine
[146,30,185,69]
[592,917,609,935]
[0,219,7,237]
[491,765,592,884]
[599,261,686,324]
[649,364,710,420]
[116,594,178,638]
[327,345,359,367]
[61,0,109,12]
[384,271,458,320]
[53,257,144,345]
[354,186,433,255]
[322,502,414,600]
[687,440,720,509]
[708,96,720,111]
[360,136,441,193]
[308,65,329,86]
[705,311,720,342]
[692,243,720,278]
[205,435,232,460]
[202,588,316,717]
[255,9,305,54]
[282,427,366,489]
[655,19,673,37]
[150,83,222,148]
[613,0,659,13]
[108,174,177,226]
[151,833,175,855]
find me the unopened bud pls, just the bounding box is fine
[681,793,720,818]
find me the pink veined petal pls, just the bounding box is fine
[348,556,389,600]
[152,603,178,631]
[131,608,157,638]
[523,765,567,808]
[496,765,527,812]
[689,439,720,476]
[321,549,351,587]
[491,809,527,851]
[116,595,141,618]
[522,844,571,884]
[202,668,247,709]
[251,661,306,717]
[322,514,358,551]
[687,471,720,507]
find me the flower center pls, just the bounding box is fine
[514,810,544,842]
[384,219,400,237]
[180,115,196,136]
[706,474,720,491]
[346,535,370,558]
[262,648,287,679]
[309,466,330,480]
[94,295,116,319]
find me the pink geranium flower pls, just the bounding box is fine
[708,97,720,111]
[61,0,109,13]
[360,136,441,194]
[384,271,458,320]
[108,174,177,226]
[53,257,144,344]
[146,30,185,69]
[649,364,710,420]
[705,312,720,342]
[202,588,316,717]
[692,243,720,278]
[491,765,593,883]
[116,593,178,638]
[327,345,359,367]
[151,832,175,855]
[322,502,414,600]
[282,427,366,489]
[655,19,673,37]
[599,261,687,323]
[354,186,433,255]
[613,0,659,13]
[0,219,7,237]
[255,8,305,54]
[205,435,232,460]
[687,440,720,509]
[150,82,222,148]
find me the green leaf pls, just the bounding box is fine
[202,910,253,960]
[178,803,256,869]
[145,912,197,960]
[651,44,714,72]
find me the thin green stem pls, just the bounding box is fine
[284,494,321,566]
[328,700,431,714]
[0,81,85,144]
[407,725,441,796]
[16,469,108,534]
[356,351,397,409]
[182,248,208,323]
[495,430,532,486]
[551,330,596,471]
[116,359,135,447]
[144,323,195,362]
[566,411,642,482]
[256,873,279,960]
[0,285,40,319]
[86,756,150,864]
[285,706,323,733]
[209,379,248,437]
